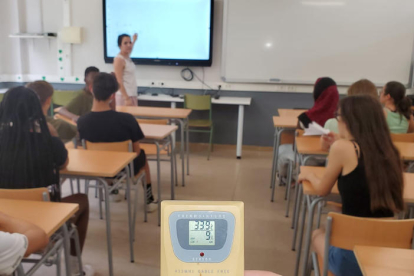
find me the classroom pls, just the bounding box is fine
[1,0,414,275]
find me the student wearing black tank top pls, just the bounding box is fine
[299,95,404,276]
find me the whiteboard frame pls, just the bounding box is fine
[221,0,414,88]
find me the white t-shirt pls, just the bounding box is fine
[0,232,28,276]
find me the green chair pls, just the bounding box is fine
[50,90,82,115]
[184,94,214,160]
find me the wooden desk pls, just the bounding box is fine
[60,149,136,276]
[117,106,191,119]
[0,199,78,237]
[140,123,178,140]
[0,199,78,275]
[296,136,328,156]
[354,246,414,276]
[54,113,76,126]
[137,94,252,159]
[61,149,136,178]
[394,142,414,161]
[118,106,191,185]
[270,116,299,201]
[278,109,307,118]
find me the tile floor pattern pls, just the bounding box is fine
[24,146,296,276]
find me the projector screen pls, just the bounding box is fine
[103,0,214,66]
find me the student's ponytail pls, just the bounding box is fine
[385,81,412,120]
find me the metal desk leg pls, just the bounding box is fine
[294,192,307,276]
[170,135,175,200]
[186,118,190,175]
[271,128,286,202]
[176,119,185,187]
[97,178,114,276]
[236,105,245,159]
[125,166,134,262]
[62,223,72,276]
[292,185,303,250]
[270,128,279,188]
[156,141,162,226]
[302,197,324,276]
[171,102,176,147]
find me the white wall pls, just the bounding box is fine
[0,0,351,93]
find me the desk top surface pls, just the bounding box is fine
[0,199,78,237]
[394,142,414,161]
[138,94,252,105]
[354,246,414,276]
[140,123,178,140]
[60,149,136,177]
[300,166,414,202]
[278,109,307,117]
[273,116,298,128]
[296,136,328,156]
[117,106,192,119]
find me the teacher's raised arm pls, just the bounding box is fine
[113,33,139,106]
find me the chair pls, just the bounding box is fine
[184,94,214,160]
[391,133,414,143]
[312,212,414,276]
[51,90,82,116]
[0,188,83,276]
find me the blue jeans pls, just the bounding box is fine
[328,246,362,276]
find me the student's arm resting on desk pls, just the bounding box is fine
[0,212,48,257]
[57,107,80,123]
[298,141,343,196]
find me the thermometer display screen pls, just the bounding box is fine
[189,220,215,246]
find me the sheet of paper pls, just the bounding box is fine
[304,122,330,136]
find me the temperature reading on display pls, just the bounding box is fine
[189,220,215,246]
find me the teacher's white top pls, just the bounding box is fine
[115,54,137,97]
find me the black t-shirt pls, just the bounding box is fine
[77,110,145,143]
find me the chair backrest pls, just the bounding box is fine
[391,133,414,143]
[137,119,168,125]
[328,212,414,250]
[184,94,211,111]
[53,90,82,106]
[83,140,132,153]
[0,188,50,201]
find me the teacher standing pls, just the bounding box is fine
[113,33,138,106]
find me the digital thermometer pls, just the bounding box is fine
[161,201,244,276]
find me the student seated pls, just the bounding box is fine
[277,77,339,182]
[299,95,404,276]
[26,81,77,143]
[0,212,48,275]
[57,66,99,122]
[380,81,414,133]
[77,72,157,211]
[0,87,93,276]
[321,79,378,150]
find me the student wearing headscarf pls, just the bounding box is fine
[277,77,339,184]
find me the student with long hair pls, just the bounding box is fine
[277,77,339,182]
[380,81,414,133]
[321,79,378,150]
[0,87,93,276]
[299,95,404,276]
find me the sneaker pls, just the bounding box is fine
[109,189,122,202]
[70,256,95,276]
[146,202,158,213]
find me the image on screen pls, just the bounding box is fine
[103,0,213,66]
[189,220,215,246]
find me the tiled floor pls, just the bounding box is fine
[29,145,296,276]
